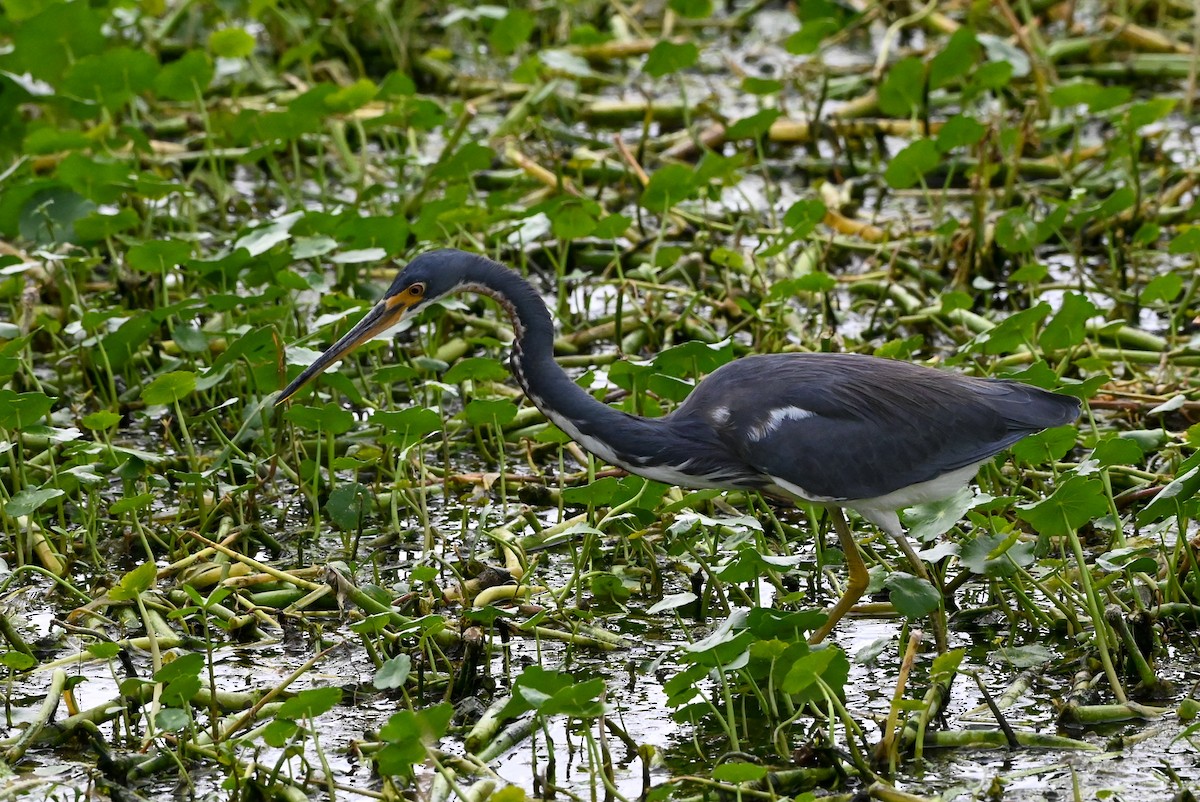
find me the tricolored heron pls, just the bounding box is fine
[278,249,1081,643]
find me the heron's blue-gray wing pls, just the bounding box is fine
[673,353,1077,501]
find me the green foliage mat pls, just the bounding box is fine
[0,1,1198,800]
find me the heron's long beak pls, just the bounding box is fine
[276,293,415,405]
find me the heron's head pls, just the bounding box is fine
[276,250,472,405]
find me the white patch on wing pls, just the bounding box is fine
[709,406,731,425]
[748,406,816,442]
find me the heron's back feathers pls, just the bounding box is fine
[669,353,1080,502]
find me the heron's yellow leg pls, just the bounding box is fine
[808,508,870,645]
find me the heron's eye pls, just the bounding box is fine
[408,283,425,297]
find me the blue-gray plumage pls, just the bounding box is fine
[278,249,1082,643]
[672,354,1079,510]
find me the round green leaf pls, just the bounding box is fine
[155,708,190,732]
[712,763,768,783]
[884,573,942,618]
[327,482,370,531]
[142,371,197,406]
[884,139,939,189]
[209,27,256,58]
[278,686,343,720]
[641,164,697,212]
[644,41,698,78]
[1017,475,1108,537]
[1,651,37,671]
[375,654,412,690]
[82,410,121,430]
[263,718,300,747]
[154,50,214,101]
[4,487,64,517]
[879,57,925,117]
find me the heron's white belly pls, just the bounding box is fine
[851,462,983,510]
[766,461,985,538]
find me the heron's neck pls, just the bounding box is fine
[457,257,668,470]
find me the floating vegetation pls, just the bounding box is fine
[0,0,1198,800]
